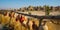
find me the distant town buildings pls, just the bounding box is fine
[18,6,60,11]
[0,6,60,11]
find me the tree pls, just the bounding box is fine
[44,5,50,16]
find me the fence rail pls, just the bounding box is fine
[16,12,60,19]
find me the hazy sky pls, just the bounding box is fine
[0,0,60,9]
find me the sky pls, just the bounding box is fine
[0,0,60,9]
